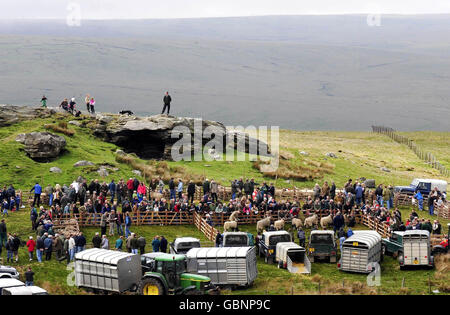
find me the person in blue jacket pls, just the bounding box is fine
[413,190,424,211]
[30,183,42,207]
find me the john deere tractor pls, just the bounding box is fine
[139,253,218,295]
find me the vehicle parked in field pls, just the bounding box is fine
[258,231,291,264]
[431,223,449,256]
[308,230,337,263]
[2,285,48,295]
[75,248,217,295]
[186,247,258,288]
[275,242,311,274]
[169,237,201,254]
[338,231,383,274]
[399,230,434,270]
[0,278,26,295]
[394,178,447,196]
[222,232,255,247]
[0,265,19,279]
[382,231,404,257]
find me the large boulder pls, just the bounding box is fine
[16,132,66,161]
[92,114,271,160]
[73,160,95,167]
[0,105,55,127]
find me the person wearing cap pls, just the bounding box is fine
[161,91,171,114]
[26,236,36,261]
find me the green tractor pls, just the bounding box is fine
[140,253,219,295]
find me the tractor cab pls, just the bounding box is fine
[140,253,215,295]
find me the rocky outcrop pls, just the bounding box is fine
[0,105,55,126]
[73,160,94,167]
[16,132,66,161]
[92,114,271,160]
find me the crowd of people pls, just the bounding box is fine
[0,175,448,266]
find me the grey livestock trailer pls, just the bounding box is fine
[75,248,142,293]
[338,231,382,274]
[186,247,258,287]
[399,230,434,269]
[170,237,201,254]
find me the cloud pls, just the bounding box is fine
[2,0,450,19]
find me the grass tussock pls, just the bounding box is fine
[44,121,75,136]
[115,152,204,184]
[253,157,334,181]
[432,254,450,292]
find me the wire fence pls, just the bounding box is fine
[372,125,449,177]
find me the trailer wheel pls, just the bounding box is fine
[139,278,164,295]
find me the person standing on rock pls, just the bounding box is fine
[40,95,47,108]
[90,97,96,114]
[161,91,171,115]
[85,94,91,113]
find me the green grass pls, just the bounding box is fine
[2,206,448,295]
[0,116,449,295]
[398,131,450,170]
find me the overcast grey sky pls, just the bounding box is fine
[1,0,450,19]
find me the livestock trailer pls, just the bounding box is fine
[0,278,26,295]
[170,237,201,254]
[75,248,142,293]
[222,232,255,247]
[186,247,258,288]
[275,242,311,274]
[399,230,434,269]
[338,231,382,274]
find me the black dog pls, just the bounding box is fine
[119,110,134,115]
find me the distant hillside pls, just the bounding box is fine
[0,15,449,131]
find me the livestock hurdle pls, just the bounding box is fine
[193,212,219,242]
[435,202,449,220]
[361,215,390,238]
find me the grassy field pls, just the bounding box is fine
[0,114,449,295]
[398,131,450,170]
[1,206,449,295]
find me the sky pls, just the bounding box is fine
[1,0,450,19]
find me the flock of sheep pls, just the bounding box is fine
[223,210,335,234]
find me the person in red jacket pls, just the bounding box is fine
[126,178,134,201]
[26,236,36,261]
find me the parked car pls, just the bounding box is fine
[399,230,434,270]
[308,230,337,263]
[0,265,19,280]
[258,231,291,264]
[222,232,255,247]
[169,237,201,254]
[382,231,404,257]
[394,178,447,196]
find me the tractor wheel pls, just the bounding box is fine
[138,278,164,295]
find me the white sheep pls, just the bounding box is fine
[292,217,303,229]
[150,192,163,200]
[229,210,240,222]
[320,214,333,229]
[257,216,271,233]
[224,221,238,232]
[274,218,285,231]
[304,214,318,228]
